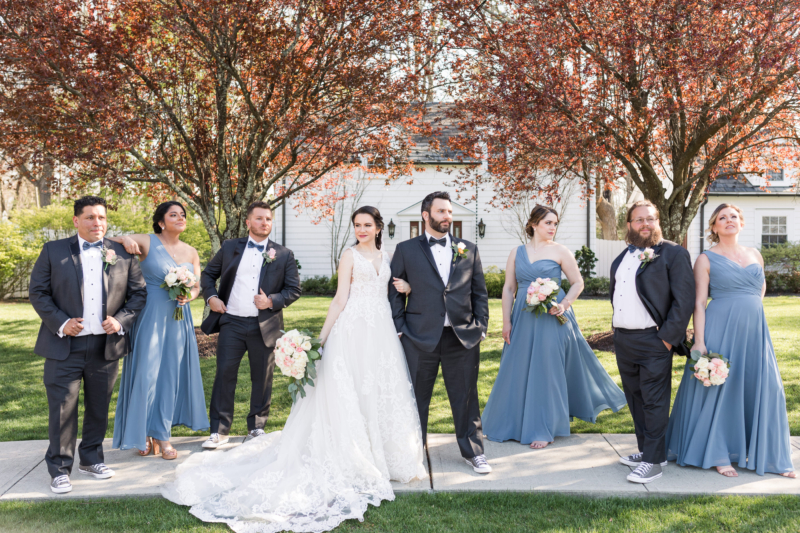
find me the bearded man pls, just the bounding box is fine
[609,200,695,484]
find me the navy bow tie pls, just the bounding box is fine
[248,241,265,252]
[428,237,447,247]
[82,240,103,251]
[627,244,643,254]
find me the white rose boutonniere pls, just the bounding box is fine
[101,246,118,271]
[638,247,658,269]
[263,248,276,266]
[452,241,468,263]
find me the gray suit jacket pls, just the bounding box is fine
[200,238,302,347]
[29,235,147,361]
[389,234,489,352]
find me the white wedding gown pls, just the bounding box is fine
[161,247,427,532]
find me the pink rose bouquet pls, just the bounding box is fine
[524,277,567,325]
[275,329,322,403]
[690,349,730,387]
[159,266,197,320]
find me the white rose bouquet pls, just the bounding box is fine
[275,329,322,403]
[690,349,730,387]
[159,266,197,320]
[524,277,567,325]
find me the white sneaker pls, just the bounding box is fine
[465,454,492,474]
[202,433,229,449]
[245,429,266,441]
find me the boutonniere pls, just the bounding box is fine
[101,246,118,271]
[452,241,468,263]
[262,248,276,266]
[638,248,658,269]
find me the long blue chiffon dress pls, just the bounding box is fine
[665,251,794,475]
[113,234,209,451]
[481,248,627,444]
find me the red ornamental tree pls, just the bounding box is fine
[0,0,430,251]
[445,0,800,241]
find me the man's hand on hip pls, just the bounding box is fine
[209,296,227,314]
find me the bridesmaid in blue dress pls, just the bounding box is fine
[111,201,209,459]
[666,203,795,478]
[482,205,626,449]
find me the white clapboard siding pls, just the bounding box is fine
[594,239,628,279]
[271,165,596,278]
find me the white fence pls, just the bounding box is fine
[593,239,628,279]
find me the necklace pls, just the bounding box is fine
[160,237,180,259]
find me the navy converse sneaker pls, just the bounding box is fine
[50,475,72,494]
[78,463,114,479]
[619,452,667,468]
[465,454,492,474]
[627,462,662,483]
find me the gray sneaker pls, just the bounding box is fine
[202,433,230,449]
[245,429,266,441]
[465,454,492,474]
[627,461,662,483]
[78,463,115,479]
[50,475,72,494]
[619,452,667,468]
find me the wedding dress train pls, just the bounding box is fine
[161,247,427,532]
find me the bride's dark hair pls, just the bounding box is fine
[351,206,384,250]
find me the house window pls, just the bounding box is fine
[762,216,787,246]
[410,221,419,239]
[452,221,462,239]
[767,169,784,182]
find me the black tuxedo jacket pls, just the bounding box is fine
[200,238,301,347]
[29,235,147,361]
[389,234,489,352]
[609,240,696,356]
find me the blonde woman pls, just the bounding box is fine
[665,203,796,478]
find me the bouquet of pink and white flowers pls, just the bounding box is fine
[159,266,197,320]
[275,329,322,403]
[690,349,730,387]
[524,277,567,325]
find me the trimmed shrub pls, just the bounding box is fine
[574,246,598,279]
[583,277,611,296]
[765,272,800,294]
[484,270,505,299]
[301,276,335,296]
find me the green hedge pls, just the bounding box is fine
[765,272,800,293]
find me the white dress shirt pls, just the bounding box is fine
[426,231,453,327]
[58,236,123,337]
[225,237,269,318]
[612,249,657,330]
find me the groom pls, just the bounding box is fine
[389,191,491,474]
[201,201,301,448]
[29,196,147,494]
[610,200,695,484]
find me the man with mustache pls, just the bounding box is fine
[610,200,695,484]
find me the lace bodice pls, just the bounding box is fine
[347,246,391,301]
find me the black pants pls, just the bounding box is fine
[209,314,275,435]
[402,327,484,459]
[43,335,117,478]
[613,327,673,464]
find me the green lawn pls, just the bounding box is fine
[2,296,800,441]
[2,493,800,532]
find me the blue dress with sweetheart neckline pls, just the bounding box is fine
[665,251,794,475]
[481,247,627,444]
[113,234,209,450]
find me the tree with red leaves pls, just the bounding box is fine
[445,0,800,242]
[0,0,431,251]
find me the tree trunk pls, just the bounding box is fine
[596,197,618,240]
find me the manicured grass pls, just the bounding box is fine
[2,493,800,532]
[2,296,799,441]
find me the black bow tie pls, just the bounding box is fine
[82,241,103,251]
[627,244,643,254]
[248,241,265,252]
[428,237,447,247]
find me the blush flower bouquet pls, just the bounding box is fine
[690,349,730,387]
[524,277,567,325]
[160,266,197,320]
[275,329,322,403]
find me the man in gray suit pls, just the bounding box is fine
[29,196,147,494]
[389,191,491,473]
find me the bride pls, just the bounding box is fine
[161,206,427,532]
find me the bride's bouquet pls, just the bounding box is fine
[690,349,730,387]
[160,266,197,320]
[524,278,567,325]
[275,329,322,403]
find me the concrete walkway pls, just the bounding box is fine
[2,434,799,501]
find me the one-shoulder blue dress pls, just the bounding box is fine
[482,247,627,444]
[113,234,209,450]
[665,251,794,475]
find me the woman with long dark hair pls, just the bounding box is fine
[110,201,209,459]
